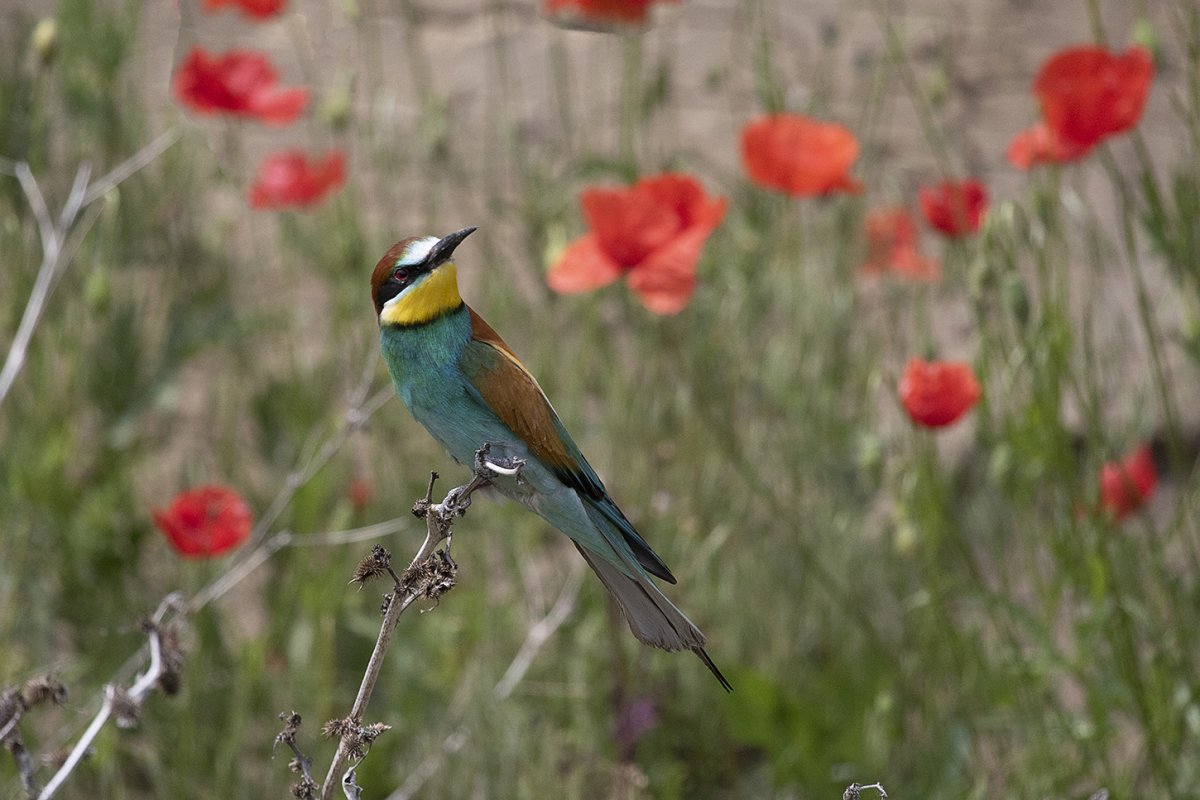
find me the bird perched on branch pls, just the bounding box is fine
[371,227,729,691]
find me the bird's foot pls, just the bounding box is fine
[442,485,473,517]
[440,533,458,569]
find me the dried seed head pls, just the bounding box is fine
[109,686,140,729]
[156,669,182,696]
[321,717,353,740]
[0,687,22,727]
[291,777,318,799]
[21,675,67,708]
[43,744,89,771]
[350,545,392,587]
[360,721,392,744]
[277,710,303,744]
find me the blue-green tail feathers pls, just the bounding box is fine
[552,465,677,584]
[572,542,731,691]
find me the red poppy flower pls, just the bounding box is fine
[898,358,981,428]
[859,208,939,281]
[347,476,374,511]
[1006,122,1093,170]
[547,172,726,314]
[202,0,286,19]
[1034,45,1153,149]
[249,150,346,209]
[740,114,862,197]
[173,47,308,125]
[919,179,988,237]
[543,0,676,28]
[1099,444,1157,520]
[153,485,253,559]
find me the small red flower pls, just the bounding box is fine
[1034,45,1153,149]
[859,208,939,281]
[1006,122,1093,170]
[898,359,981,428]
[249,150,346,209]
[740,114,862,197]
[173,47,308,125]
[919,179,988,238]
[347,476,374,511]
[543,0,676,28]
[153,485,253,558]
[547,172,726,314]
[1099,444,1157,520]
[202,0,286,19]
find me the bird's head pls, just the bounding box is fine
[371,226,477,326]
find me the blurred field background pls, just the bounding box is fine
[2,0,1200,797]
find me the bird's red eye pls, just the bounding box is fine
[394,268,409,283]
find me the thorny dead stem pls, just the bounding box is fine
[35,593,184,800]
[13,361,399,800]
[1,676,68,798]
[317,447,524,800]
[275,712,318,799]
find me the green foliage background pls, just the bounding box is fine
[2,1,1200,798]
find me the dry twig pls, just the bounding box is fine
[35,594,184,800]
[0,130,178,407]
[317,447,524,800]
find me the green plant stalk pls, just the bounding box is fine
[869,0,954,175]
[1093,524,1175,796]
[1099,148,1183,456]
[617,35,643,170]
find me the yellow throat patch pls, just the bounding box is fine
[380,263,463,326]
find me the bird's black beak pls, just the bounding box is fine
[428,226,477,267]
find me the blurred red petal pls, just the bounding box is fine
[740,114,862,197]
[554,172,724,312]
[1034,45,1153,148]
[626,224,707,314]
[898,359,981,428]
[173,47,307,125]
[153,484,253,558]
[247,87,310,125]
[860,208,939,281]
[581,185,679,268]
[919,179,988,237]
[1006,122,1093,169]
[542,0,676,29]
[547,234,623,293]
[1099,444,1158,520]
[249,150,346,209]
[202,0,286,19]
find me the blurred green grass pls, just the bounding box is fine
[3,1,1200,798]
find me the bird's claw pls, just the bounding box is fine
[443,486,472,516]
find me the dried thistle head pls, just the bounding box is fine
[291,777,318,799]
[321,717,391,760]
[350,545,392,588]
[108,686,139,729]
[277,710,303,745]
[43,744,89,771]
[147,620,186,696]
[422,550,457,601]
[21,675,67,708]
[0,687,22,727]
[321,716,354,741]
[359,721,392,745]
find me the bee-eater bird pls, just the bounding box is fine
[372,227,730,691]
